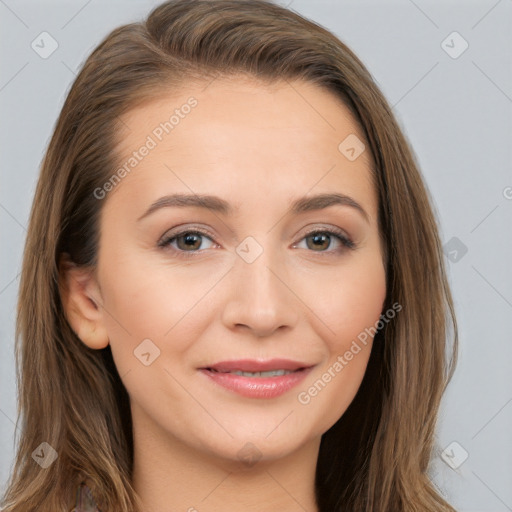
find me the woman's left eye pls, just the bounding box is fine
[158,227,355,257]
[294,229,356,253]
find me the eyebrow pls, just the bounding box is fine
[137,192,369,223]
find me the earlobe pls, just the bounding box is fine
[58,253,110,350]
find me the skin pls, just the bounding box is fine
[61,76,387,512]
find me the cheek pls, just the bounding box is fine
[96,248,224,371]
[296,254,386,429]
[321,251,387,346]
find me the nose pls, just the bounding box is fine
[221,245,300,338]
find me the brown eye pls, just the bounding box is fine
[158,230,216,254]
[296,229,355,253]
[306,233,332,251]
[176,233,203,251]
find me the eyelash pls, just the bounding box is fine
[157,226,356,259]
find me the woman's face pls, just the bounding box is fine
[88,77,386,464]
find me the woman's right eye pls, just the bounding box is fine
[158,230,216,257]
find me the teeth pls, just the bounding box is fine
[213,369,294,377]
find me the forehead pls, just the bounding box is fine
[106,77,377,222]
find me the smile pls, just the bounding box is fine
[198,359,315,398]
[209,368,295,377]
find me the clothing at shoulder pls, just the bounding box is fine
[71,482,101,512]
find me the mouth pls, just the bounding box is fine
[201,358,312,373]
[198,359,315,398]
[207,368,302,378]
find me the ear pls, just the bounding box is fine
[58,253,109,350]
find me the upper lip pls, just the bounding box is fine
[202,359,313,372]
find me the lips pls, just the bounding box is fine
[198,359,315,398]
[203,358,312,373]
[211,369,294,378]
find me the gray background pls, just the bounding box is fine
[1,0,511,510]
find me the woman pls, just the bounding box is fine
[1,0,458,510]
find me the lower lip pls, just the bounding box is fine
[199,367,314,399]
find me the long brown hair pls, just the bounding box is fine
[2,1,458,510]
